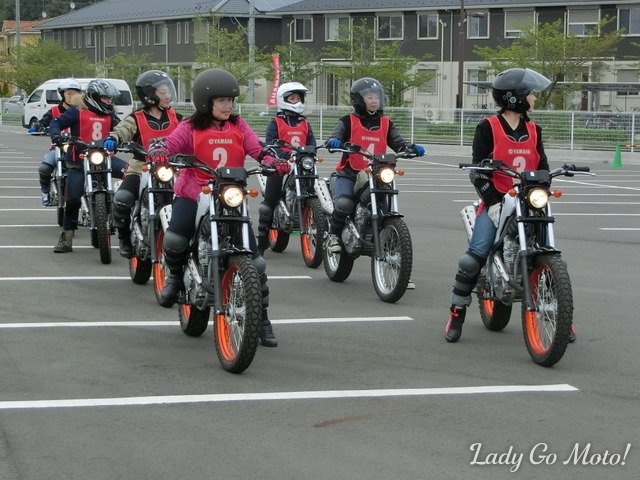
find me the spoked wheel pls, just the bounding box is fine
[371,217,413,303]
[94,192,111,264]
[300,199,327,268]
[522,254,573,367]
[323,241,355,282]
[153,230,173,308]
[214,254,262,374]
[268,226,290,253]
[478,268,513,331]
[179,304,210,337]
[50,181,59,207]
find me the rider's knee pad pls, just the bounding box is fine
[113,188,136,210]
[453,251,484,298]
[334,196,355,218]
[163,230,189,255]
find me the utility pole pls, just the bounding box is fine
[247,0,255,103]
[456,0,465,110]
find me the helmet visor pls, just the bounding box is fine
[521,68,551,93]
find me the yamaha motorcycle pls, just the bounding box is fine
[30,127,66,226]
[116,143,175,305]
[259,139,328,268]
[317,143,417,303]
[164,155,274,373]
[459,160,594,367]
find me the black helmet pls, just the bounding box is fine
[350,77,385,115]
[192,68,240,115]
[136,70,176,108]
[85,79,119,115]
[492,68,551,114]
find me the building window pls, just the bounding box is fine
[177,22,182,44]
[295,18,312,41]
[504,10,534,38]
[127,26,131,46]
[468,69,489,94]
[104,27,116,47]
[194,21,209,44]
[468,13,489,39]
[72,30,76,48]
[184,21,190,44]
[326,17,349,41]
[417,68,437,94]
[417,13,438,39]
[77,29,82,48]
[146,25,150,45]
[154,23,167,45]
[85,29,95,47]
[619,8,640,35]
[377,14,403,40]
[568,9,599,36]
[617,69,639,95]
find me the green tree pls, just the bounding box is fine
[271,43,319,87]
[102,52,155,90]
[193,12,269,96]
[320,19,433,107]
[0,40,93,93]
[474,17,621,109]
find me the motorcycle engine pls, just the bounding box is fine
[140,203,149,233]
[341,219,361,255]
[488,254,512,303]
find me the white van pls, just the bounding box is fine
[23,78,133,128]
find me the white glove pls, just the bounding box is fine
[488,203,501,228]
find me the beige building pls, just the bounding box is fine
[0,19,47,96]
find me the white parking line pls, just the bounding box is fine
[0,275,312,281]
[0,317,412,328]
[599,228,640,231]
[0,384,579,410]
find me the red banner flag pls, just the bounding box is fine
[268,54,280,106]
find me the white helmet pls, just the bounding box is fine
[277,82,308,114]
[57,78,82,95]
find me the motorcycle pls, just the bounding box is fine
[164,154,274,373]
[459,160,595,367]
[63,136,118,264]
[259,139,328,268]
[317,142,417,303]
[30,127,67,226]
[116,143,175,306]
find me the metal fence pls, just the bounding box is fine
[4,100,639,153]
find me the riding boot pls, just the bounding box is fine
[118,227,133,258]
[257,234,269,256]
[260,309,278,347]
[53,230,74,253]
[160,269,184,305]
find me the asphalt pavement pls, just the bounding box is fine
[0,127,639,480]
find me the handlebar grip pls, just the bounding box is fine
[573,166,591,172]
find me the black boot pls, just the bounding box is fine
[445,306,466,343]
[118,230,133,258]
[257,234,269,256]
[260,310,278,347]
[161,271,183,306]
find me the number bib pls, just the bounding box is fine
[193,124,246,182]
[274,116,309,151]
[338,114,389,171]
[487,116,540,193]
[78,110,112,143]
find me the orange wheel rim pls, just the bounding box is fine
[482,298,494,316]
[268,229,278,243]
[217,264,242,361]
[524,310,547,355]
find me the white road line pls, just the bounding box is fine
[0,384,579,410]
[0,209,48,212]
[599,228,640,231]
[0,275,311,281]
[0,224,59,227]
[0,246,94,249]
[0,317,413,329]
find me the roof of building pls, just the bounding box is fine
[271,0,636,14]
[36,0,302,29]
[2,20,49,34]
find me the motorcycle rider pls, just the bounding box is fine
[444,67,575,343]
[325,77,425,254]
[103,70,183,258]
[257,81,315,254]
[148,68,289,347]
[49,79,128,253]
[29,78,82,206]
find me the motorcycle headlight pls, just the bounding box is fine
[221,185,244,208]
[62,144,70,154]
[301,156,314,171]
[527,188,549,209]
[89,151,106,166]
[379,167,395,184]
[155,166,174,183]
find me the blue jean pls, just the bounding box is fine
[468,206,497,261]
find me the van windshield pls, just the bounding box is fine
[112,90,132,106]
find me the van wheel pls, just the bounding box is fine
[28,117,38,128]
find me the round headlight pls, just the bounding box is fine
[222,186,244,208]
[379,167,395,184]
[301,156,314,170]
[155,166,174,183]
[62,144,70,153]
[528,188,549,209]
[89,151,106,166]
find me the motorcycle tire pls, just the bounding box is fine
[153,230,173,308]
[268,227,290,253]
[323,243,355,282]
[179,304,210,337]
[129,256,152,285]
[214,254,262,374]
[522,254,573,367]
[94,192,112,264]
[478,268,513,331]
[300,199,328,269]
[371,217,413,303]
